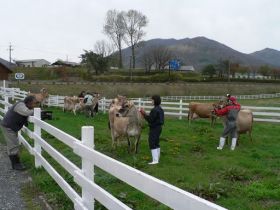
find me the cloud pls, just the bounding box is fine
[0,0,279,62]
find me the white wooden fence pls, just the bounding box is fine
[161,93,280,101]
[1,86,280,123]
[0,85,227,209]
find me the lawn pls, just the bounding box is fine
[11,107,280,210]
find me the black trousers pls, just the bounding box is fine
[148,126,162,149]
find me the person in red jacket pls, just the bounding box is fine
[214,96,241,150]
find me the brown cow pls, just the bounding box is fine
[188,102,216,126]
[28,88,49,107]
[63,96,83,115]
[109,100,143,153]
[236,109,253,141]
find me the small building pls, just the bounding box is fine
[179,65,195,72]
[15,59,50,67]
[0,58,13,80]
[51,60,80,67]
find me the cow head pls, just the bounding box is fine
[118,100,135,117]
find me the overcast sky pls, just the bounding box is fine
[0,0,279,63]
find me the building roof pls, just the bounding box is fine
[14,59,50,64]
[0,58,14,72]
[179,65,195,71]
[51,60,80,67]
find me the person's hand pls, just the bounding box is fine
[211,109,217,115]
[139,108,145,115]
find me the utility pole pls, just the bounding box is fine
[8,43,14,66]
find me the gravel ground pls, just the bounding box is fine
[0,144,28,210]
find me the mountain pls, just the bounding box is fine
[121,37,279,70]
[250,48,280,67]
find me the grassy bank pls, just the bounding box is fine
[13,107,280,210]
[12,82,280,98]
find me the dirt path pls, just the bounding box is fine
[0,144,28,210]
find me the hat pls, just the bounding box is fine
[229,96,237,103]
[226,93,231,97]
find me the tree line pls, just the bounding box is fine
[202,60,280,80]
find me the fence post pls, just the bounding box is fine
[138,98,141,110]
[34,108,42,168]
[81,126,94,210]
[48,95,51,107]
[179,99,182,120]
[56,95,59,107]
[102,97,106,114]
[4,94,9,113]
[3,80,8,112]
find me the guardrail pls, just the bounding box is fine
[0,94,226,210]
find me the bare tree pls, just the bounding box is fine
[122,10,148,69]
[94,40,115,57]
[152,46,173,71]
[103,10,125,69]
[139,47,154,73]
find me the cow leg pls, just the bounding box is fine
[135,135,141,154]
[211,115,216,127]
[127,137,131,153]
[188,111,193,125]
[249,131,253,142]
[111,129,116,149]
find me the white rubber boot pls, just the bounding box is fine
[217,137,225,150]
[231,138,237,150]
[148,149,158,165]
[157,148,160,162]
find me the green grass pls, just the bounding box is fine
[13,82,280,99]
[10,107,279,210]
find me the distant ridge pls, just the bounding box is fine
[250,48,280,67]
[121,37,280,69]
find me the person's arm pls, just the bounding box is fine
[14,102,34,116]
[214,106,228,116]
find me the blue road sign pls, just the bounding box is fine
[169,60,180,70]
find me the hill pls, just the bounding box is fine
[250,48,280,67]
[121,37,279,70]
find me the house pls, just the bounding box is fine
[15,59,50,67]
[179,65,195,72]
[0,58,13,80]
[51,60,80,67]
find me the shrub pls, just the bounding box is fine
[220,167,249,182]
[191,183,228,201]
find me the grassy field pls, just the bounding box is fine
[12,82,280,98]
[9,106,279,210]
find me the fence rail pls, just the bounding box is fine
[1,87,280,123]
[161,93,280,101]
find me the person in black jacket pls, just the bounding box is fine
[140,95,164,165]
[0,95,37,170]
